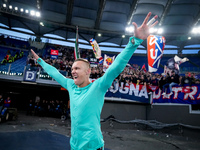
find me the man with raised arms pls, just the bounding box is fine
[31,12,158,150]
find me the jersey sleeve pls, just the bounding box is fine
[37,58,73,90]
[98,36,143,92]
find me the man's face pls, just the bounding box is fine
[72,61,91,87]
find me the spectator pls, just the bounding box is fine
[49,100,55,117]
[52,59,60,69]
[34,102,40,116]
[44,100,50,116]
[139,75,147,88]
[4,96,11,108]
[191,73,196,84]
[26,99,34,116]
[14,51,20,60]
[66,65,72,78]
[150,75,159,86]
[19,50,24,58]
[181,72,192,87]
[55,100,62,117]
[119,74,126,89]
[95,69,101,78]
[28,56,36,67]
[162,73,171,95]
[195,79,200,84]
[166,70,180,95]
[131,74,139,84]
[39,99,46,116]
[1,50,11,64]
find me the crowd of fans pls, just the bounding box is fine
[26,43,200,96]
[1,34,200,94]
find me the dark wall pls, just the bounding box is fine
[101,101,147,121]
[101,101,148,129]
[101,102,200,126]
[146,105,200,126]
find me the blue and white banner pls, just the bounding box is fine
[105,82,150,103]
[153,84,200,104]
[23,71,37,82]
[91,78,200,104]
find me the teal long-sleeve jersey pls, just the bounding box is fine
[37,36,143,150]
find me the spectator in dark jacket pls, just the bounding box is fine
[162,73,171,95]
[181,72,192,87]
[166,70,180,95]
[150,75,159,86]
[159,74,167,90]
[26,99,34,116]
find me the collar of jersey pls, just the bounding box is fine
[75,82,92,91]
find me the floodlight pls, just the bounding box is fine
[36,11,40,17]
[30,10,35,16]
[149,28,157,33]
[157,28,163,34]
[125,26,134,33]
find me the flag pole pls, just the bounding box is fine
[74,26,80,60]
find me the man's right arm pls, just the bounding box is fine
[31,49,72,90]
[37,58,72,90]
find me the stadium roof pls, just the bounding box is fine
[0,0,200,54]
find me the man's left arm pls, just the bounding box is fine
[98,12,158,91]
[99,37,143,90]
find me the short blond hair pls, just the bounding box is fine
[74,58,91,68]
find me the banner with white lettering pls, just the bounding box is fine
[153,84,200,104]
[105,82,150,103]
[23,71,37,82]
[91,78,200,104]
[50,49,58,59]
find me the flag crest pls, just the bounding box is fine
[147,35,165,72]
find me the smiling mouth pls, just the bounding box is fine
[73,76,78,79]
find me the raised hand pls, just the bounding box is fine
[132,12,158,40]
[31,49,39,60]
